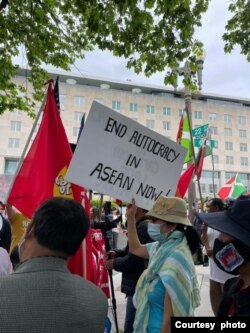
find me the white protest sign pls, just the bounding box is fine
[67,101,187,210]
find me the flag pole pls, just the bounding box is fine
[6,92,47,202]
[185,94,203,212]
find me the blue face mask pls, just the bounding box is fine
[147,223,167,242]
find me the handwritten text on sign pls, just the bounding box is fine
[67,102,186,210]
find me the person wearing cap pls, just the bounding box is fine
[197,195,250,317]
[126,196,201,333]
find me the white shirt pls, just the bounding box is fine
[207,228,234,283]
[0,247,13,276]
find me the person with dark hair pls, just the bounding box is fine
[105,206,153,333]
[198,195,250,317]
[201,198,234,315]
[126,196,200,333]
[0,197,108,333]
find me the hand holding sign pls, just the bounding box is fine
[67,102,186,210]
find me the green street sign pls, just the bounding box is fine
[194,138,215,148]
[192,124,209,138]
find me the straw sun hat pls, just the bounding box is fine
[146,196,191,226]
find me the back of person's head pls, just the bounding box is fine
[103,201,111,215]
[209,198,225,211]
[33,197,89,256]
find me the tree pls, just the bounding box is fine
[223,0,250,62]
[0,0,248,116]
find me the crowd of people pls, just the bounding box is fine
[0,194,250,332]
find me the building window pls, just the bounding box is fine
[60,94,66,105]
[74,111,84,121]
[8,138,19,148]
[238,115,246,125]
[225,172,235,179]
[226,156,234,165]
[146,119,155,129]
[129,103,138,112]
[163,121,171,131]
[209,113,217,121]
[74,96,85,106]
[225,142,233,150]
[224,128,232,137]
[4,159,19,175]
[201,183,206,193]
[209,184,218,194]
[224,114,232,124]
[239,129,247,138]
[146,105,155,114]
[194,111,202,119]
[179,109,184,117]
[73,127,80,137]
[238,173,249,180]
[240,143,247,152]
[213,155,219,164]
[162,107,171,116]
[112,100,121,111]
[240,157,248,166]
[203,171,219,179]
[213,140,218,149]
[10,121,21,132]
[210,126,218,135]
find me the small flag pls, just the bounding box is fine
[176,113,184,144]
[217,174,246,200]
[195,128,212,180]
[176,110,192,163]
[196,145,205,180]
[176,164,195,198]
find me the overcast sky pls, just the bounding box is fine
[71,0,250,99]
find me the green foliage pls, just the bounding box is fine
[1,0,247,115]
[223,0,250,61]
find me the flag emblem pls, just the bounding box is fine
[54,166,74,198]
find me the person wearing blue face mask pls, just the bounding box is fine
[197,195,250,317]
[126,196,201,333]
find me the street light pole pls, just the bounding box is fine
[174,57,205,222]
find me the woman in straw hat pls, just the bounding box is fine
[126,196,201,333]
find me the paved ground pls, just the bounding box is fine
[107,232,213,332]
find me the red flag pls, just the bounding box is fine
[176,164,195,198]
[7,81,93,281]
[196,145,205,180]
[176,113,184,144]
[8,81,82,215]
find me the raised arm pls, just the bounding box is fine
[126,198,149,259]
